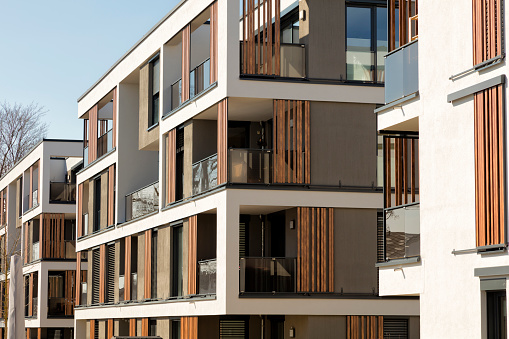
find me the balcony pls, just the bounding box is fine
[192,154,218,196]
[97,129,113,159]
[171,58,213,112]
[198,259,216,295]
[239,257,296,293]
[49,182,76,203]
[125,181,159,222]
[240,43,306,78]
[48,297,70,317]
[32,242,40,262]
[385,203,420,260]
[384,40,418,104]
[229,149,273,184]
[23,190,39,213]
[80,282,87,306]
[131,272,138,300]
[83,146,89,167]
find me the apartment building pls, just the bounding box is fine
[375,0,509,338]
[75,0,419,338]
[0,139,82,339]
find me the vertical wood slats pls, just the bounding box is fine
[112,87,117,149]
[241,0,280,75]
[388,0,418,52]
[108,165,115,226]
[129,319,136,336]
[475,84,505,246]
[187,215,198,295]
[273,100,310,183]
[181,316,198,339]
[99,244,106,303]
[108,319,114,339]
[76,252,82,305]
[64,270,76,315]
[29,165,33,209]
[210,1,218,84]
[297,207,334,292]
[24,222,29,264]
[181,25,191,103]
[142,318,149,336]
[217,99,228,184]
[28,273,34,317]
[88,105,98,163]
[473,0,503,64]
[90,320,96,339]
[125,236,132,301]
[167,130,177,205]
[144,229,152,299]
[42,213,65,259]
[78,184,83,238]
[383,136,419,208]
[347,316,384,339]
[39,215,43,259]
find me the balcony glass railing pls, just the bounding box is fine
[83,146,89,167]
[384,40,419,104]
[171,79,182,111]
[32,189,38,208]
[192,154,218,196]
[49,182,76,203]
[82,213,89,236]
[47,297,68,317]
[240,42,306,78]
[119,275,125,301]
[32,242,39,262]
[125,181,159,221]
[97,129,113,159]
[198,259,216,295]
[239,257,296,293]
[32,297,37,317]
[80,282,87,306]
[131,273,138,300]
[190,58,211,99]
[385,203,420,260]
[229,149,273,184]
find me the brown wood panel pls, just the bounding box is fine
[347,316,384,339]
[99,244,106,303]
[217,99,228,184]
[144,229,152,299]
[65,270,75,315]
[142,318,149,336]
[112,87,117,148]
[188,215,198,295]
[39,215,43,259]
[125,236,132,301]
[167,130,177,204]
[129,319,136,336]
[181,25,191,102]
[210,2,218,83]
[473,0,502,64]
[78,184,83,237]
[29,165,33,209]
[28,273,33,317]
[88,105,98,162]
[90,320,95,339]
[41,213,65,259]
[108,319,114,339]
[108,165,115,226]
[24,222,28,264]
[181,316,198,339]
[76,253,82,305]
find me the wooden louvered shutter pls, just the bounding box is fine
[167,130,176,205]
[383,318,408,338]
[209,2,218,83]
[473,0,503,65]
[92,248,100,304]
[377,211,385,262]
[187,216,198,295]
[106,243,115,303]
[217,99,228,184]
[219,319,247,338]
[347,316,384,339]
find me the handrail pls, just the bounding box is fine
[240,256,297,260]
[125,181,159,198]
[449,54,505,80]
[192,153,217,167]
[239,41,305,48]
[229,148,273,152]
[385,39,418,58]
[171,78,181,87]
[198,258,217,264]
[192,58,210,73]
[384,201,420,212]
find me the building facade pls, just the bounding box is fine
[376,0,509,338]
[0,140,82,338]
[75,0,419,338]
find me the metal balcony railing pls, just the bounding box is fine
[49,182,76,203]
[125,181,159,221]
[239,257,296,293]
[198,259,216,295]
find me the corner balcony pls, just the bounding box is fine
[125,181,159,222]
[384,203,420,261]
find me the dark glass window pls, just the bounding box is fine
[150,57,160,127]
[172,225,183,297]
[487,290,507,339]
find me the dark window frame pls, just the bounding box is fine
[149,56,160,128]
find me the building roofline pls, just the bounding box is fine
[77,0,187,103]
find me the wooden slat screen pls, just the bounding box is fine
[188,215,198,295]
[347,316,384,339]
[473,0,503,64]
[181,25,191,103]
[388,0,418,52]
[112,87,117,148]
[42,213,65,259]
[76,253,82,305]
[64,270,75,315]
[78,183,83,237]
[210,1,218,84]
[108,165,115,227]
[273,100,310,184]
[99,244,106,303]
[24,222,28,264]
[88,105,98,163]
[125,236,132,301]
[181,316,198,339]
[241,0,281,75]
[29,165,33,209]
[383,136,419,208]
[28,273,34,317]
[144,229,152,299]
[217,99,228,184]
[167,130,177,205]
[129,319,136,336]
[142,318,149,336]
[108,319,114,339]
[90,320,95,339]
[297,207,334,293]
[0,188,4,226]
[475,84,505,246]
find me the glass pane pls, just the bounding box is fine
[376,7,388,82]
[281,27,292,44]
[152,58,160,94]
[346,7,373,81]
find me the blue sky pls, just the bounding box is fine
[0,0,181,139]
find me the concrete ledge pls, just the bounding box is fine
[475,265,509,277]
[375,256,420,268]
[447,75,505,102]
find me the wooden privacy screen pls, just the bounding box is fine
[76,253,82,305]
[142,318,149,336]
[144,229,152,299]
[384,137,418,208]
[210,2,218,83]
[99,244,106,303]
[182,25,191,103]
[473,0,503,64]
[24,222,28,264]
[88,105,98,163]
[29,161,39,209]
[188,215,198,295]
[27,272,36,316]
[0,188,6,225]
[167,130,177,205]
[108,319,114,339]
[112,87,117,148]
[42,213,65,259]
[388,0,418,51]
[273,100,310,184]
[108,165,115,226]
[217,99,228,184]
[297,207,334,293]
[347,316,384,339]
[129,319,136,336]
[77,183,83,237]
[64,270,76,315]
[181,316,198,339]
[241,0,281,75]
[475,85,505,246]
[125,236,132,301]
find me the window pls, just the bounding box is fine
[131,235,139,300]
[119,238,125,301]
[92,248,100,304]
[220,319,248,339]
[93,178,101,232]
[281,11,299,44]
[487,290,507,339]
[172,225,183,297]
[106,243,115,303]
[346,5,389,83]
[175,127,185,201]
[149,57,160,127]
[171,320,181,339]
[151,229,158,298]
